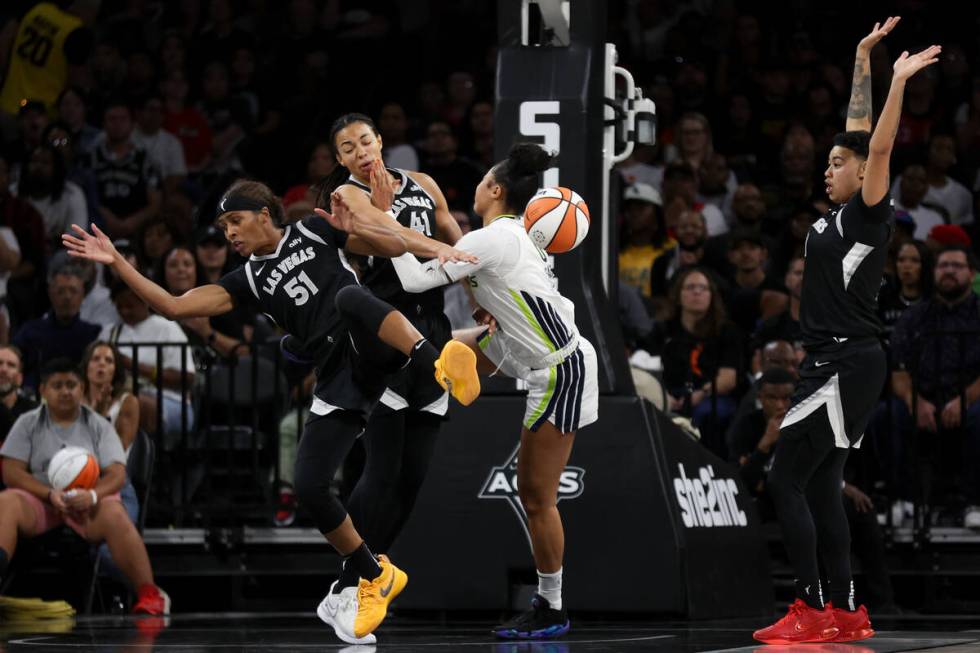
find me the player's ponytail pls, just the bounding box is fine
[218,180,285,226]
[493,142,555,214]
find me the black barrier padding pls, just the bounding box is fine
[389,396,772,617]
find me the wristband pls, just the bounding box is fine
[90,489,98,505]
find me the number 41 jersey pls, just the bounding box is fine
[217,215,358,361]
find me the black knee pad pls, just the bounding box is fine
[335,285,395,335]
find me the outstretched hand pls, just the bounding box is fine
[893,45,941,82]
[314,192,356,233]
[62,224,118,265]
[435,243,478,265]
[858,16,900,52]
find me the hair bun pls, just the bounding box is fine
[507,142,554,176]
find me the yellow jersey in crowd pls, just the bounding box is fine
[618,240,676,299]
[0,2,83,116]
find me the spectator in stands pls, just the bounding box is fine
[136,217,178,276]
[444,71,477,128]
[17,144,88,253]
[724,229,788,336]
[770,203,821,279]
[661,161,727,235]
[954,75,980,172]
[752,257,804,369]
[729,367,796,507]
[0,154,45,329]
[7,102,50,180]
[892,134,974,226]
[878,240,933,341]
[729,338,800,434]
[80,340,139,521]
[161,69,213,175]
[158,245,248,359]
[464,100,495,169]
[657,267,742,457]
[894,164,945,240]
[0,358,169,615]
[651,209,709,309]
[193,224,230,284]
[885,246,980,527]
[421,120,485,210]
[674,112,716,171]
[13,264,100,392]
[89,99,162,239]
[282,142,335,219]
[703,182,770,275]
[0,346,37,444]
[197,61,249,179]
[56,87,100,158]
[44,122,101,228]
[618,184,674,301]
[100,282,196,446]
[378,103,419,170]
[697,152,737,224]
[132,94,188,195]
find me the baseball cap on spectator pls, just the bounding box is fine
[894,210,916,235]
[927,224,972,247]
[729,227,765,248]
[194,224,225,247]
[623,183,662,207]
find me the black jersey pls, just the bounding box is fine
[799,192,893,350]
[345,169,445,312]
[217,215,357,365]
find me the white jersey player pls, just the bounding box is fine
[389,143,597,641]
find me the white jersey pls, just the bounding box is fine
[441,216,579,370]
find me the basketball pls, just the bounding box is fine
[47,446,99,491]
[524,187,591,254]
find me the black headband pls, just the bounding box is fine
[216,194,266,217]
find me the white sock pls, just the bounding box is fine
[537,567,562,610]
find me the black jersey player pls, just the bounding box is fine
[316,113,464,591]
[754,17,940,645]
[64,180,480,645]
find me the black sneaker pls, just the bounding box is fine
[492,594,570,639]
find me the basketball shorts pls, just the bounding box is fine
[480,332,599,434]
[779,338,886,448]
[377,310,452,416]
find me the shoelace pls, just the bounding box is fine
[357,570,387,608]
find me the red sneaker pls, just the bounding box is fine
[132,584,171,616]
[829,603,875,642]
[274,487,297,527]
[753,599,839,644]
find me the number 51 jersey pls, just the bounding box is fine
[217,215,359,364]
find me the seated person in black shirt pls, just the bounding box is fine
[751,256,804,373]
[729,339,799,435]
[724,228,788,336]
[657,267,743,458]
[877,240,931,344]
[0,345,37,459]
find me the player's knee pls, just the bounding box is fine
[518,485,555,517]
[0,490,21,519]
[334,285,366,316]
[90,502,132,541]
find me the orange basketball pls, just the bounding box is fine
[524,186,591,253]
[47,446,100,491]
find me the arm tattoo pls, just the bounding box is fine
[847,53,872,124]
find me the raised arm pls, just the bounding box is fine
[863,45,941,206]
[846,17,900,132]
[62,224,234,320]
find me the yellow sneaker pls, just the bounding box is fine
[353,554,408,639]
[434,340,480,406]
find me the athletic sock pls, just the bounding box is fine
[335,558,361,592]
[828,579,856,611]
[795,578,823,609]
[410,338,439,373]
[537,568,563,611]
[344,542,382,584]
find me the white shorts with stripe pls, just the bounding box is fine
[480,332,599,433]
